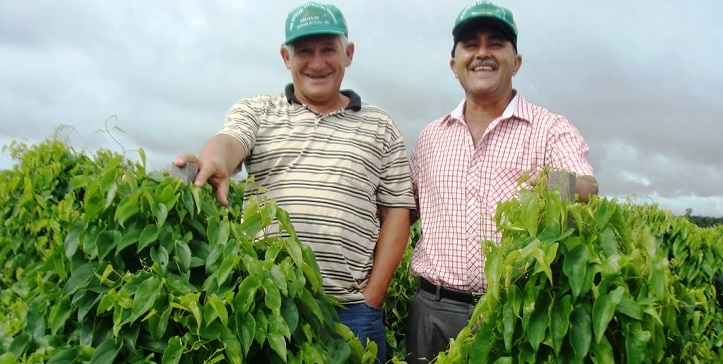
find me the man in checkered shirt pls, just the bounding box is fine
[406,2,598,362]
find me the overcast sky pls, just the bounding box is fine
[2,0,722,217]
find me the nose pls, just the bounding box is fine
[308,50,326,69]
[474,44,491,59]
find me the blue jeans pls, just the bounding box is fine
[337,302,386,363]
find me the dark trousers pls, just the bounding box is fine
[405,288,475,363]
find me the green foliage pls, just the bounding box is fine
[0,140,370,363]
[383,222,421,362]
[3,139,721,364]
[433,173,722,363]
[684,214,723,228]
[637,205,723,360]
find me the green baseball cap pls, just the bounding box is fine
[284,2,348,45]
[452,1,517,50]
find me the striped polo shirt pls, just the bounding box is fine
[218,84,416,303]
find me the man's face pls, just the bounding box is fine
[281,35,354,108]
[450,28,521,100]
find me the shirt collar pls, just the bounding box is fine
[284,83,362,111]
[448,91,528,124]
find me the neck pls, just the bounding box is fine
[464,89,515,126]
[298,93,348,115]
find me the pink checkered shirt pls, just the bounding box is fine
[409,93,594,293]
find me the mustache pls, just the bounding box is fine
[469,59,498,69]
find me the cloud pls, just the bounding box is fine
[1,0,721,217]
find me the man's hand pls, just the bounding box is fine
[173,153,231,206]
[173,134,247,207]
[362,207,411,308]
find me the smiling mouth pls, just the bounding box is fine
[305,72,332,79]
[470,60,497,71]
[472,65,495,71]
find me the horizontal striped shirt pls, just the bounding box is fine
[219,84,415,303]
[409,93,594,294]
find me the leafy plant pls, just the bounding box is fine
[435,172,722,363]
[383,221,420,362]
[0,139,370,363]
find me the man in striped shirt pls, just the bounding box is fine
[175,2,415,362]
[406,2,598,362]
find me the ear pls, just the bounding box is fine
[513,53,523,75]
[280,45,292,69]
[449,57,458,79]
[345,41,355,67]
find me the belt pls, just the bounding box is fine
[420,278,482,304]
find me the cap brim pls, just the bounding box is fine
[285,29,347,45]
[453,17,516,45]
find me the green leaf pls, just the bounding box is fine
[260,202,277,227]
[175,241,192,272]
[82,226,100,259]
[276,208,298,241]
[221,327,243,363]
[264,277,282,312]
[255,310,268,346]
[528,292,551,352]
[216,219,230,246]
[281,297,300,334]
[49,297,72,335]
[298,289,322,321]
[151,246,170,273]
[97,229,121,261]
[649,255,667,300]
[64,262,96,295]
[64,222,83,259]
[624,321,650,364]
[8,333,30,357]
[616,296,643,320]
[130,276,161,323]
[46,349,82,364]
[191,185,202,214]
[161,336,183,364]
[269,265,289,297]
[234,275,261,313]
[592,286,624,343]
[89,337,119,364]
[267,331,287,361]
[531,242,556,284]
[116,227,142,253]
[521,280,536,331]
[205,243,224,273]
[204,294,229,327]
[115,194,140,227]
[595,198,615,231]
[237,312,256,356]
[502,286,520,351]
[469,324,494,362]
[138,224,160,251]
[590,335,615,364]
[104,182,118,209]
[569,305,592,362]
[520,189,540,235]
[550,294,572,356]
[156,202,168,227]
[138,147,147,167]
[156,183,177,206]
[563,243,590,298]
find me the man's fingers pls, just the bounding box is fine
[216,179,230,206]
[174,154,201,167]
[194,165,212,187]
